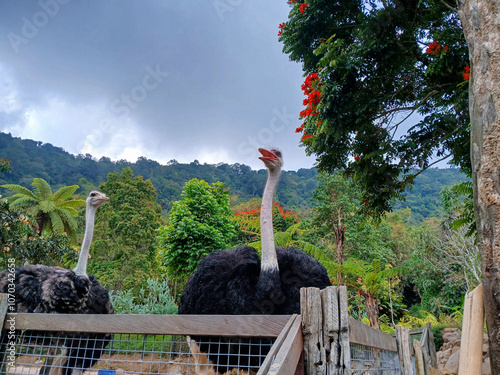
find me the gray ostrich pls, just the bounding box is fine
[179,148,331,374]
[0,191,114,375]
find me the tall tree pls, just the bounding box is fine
[90,167,163,291]
[281,0,500,364]
[1,178,84,238]
[457,0,500,368]
[157,178,237,278]
[279,0,469,215]
[312,172,362,266]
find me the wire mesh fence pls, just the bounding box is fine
[350,343,401,375]
[0,330,275,375]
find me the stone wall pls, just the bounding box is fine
[436,327,491,374]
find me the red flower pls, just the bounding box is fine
[301,134,313,142]
[463,66,470,81]
[278,22,286,37]
[295,124,304,133]
[354,155,360,161]
[299,3,309,13]
[426,41,447,56]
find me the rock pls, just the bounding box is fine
[444,349,460,372]
[482,357,491,375]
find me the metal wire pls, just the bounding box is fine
[350,343,401,375]
[0,330,273,375]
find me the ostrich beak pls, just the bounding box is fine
[98,196,110,202]
[258,148,278,162]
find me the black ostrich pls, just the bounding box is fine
[0,191,114,375]
[179,148,331,373]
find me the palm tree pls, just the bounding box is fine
[1,178,85,238]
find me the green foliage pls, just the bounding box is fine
[89,167,164,292]
[0,158,10,181]
[157,179,237,278]
[1,179,84,239]
[280,0,470,216]
[109,278,178,315]
[0,197,77,268]
[402,219,466,315]
[440,173,475,236]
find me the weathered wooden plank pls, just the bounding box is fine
[269,313,303,375]
[338,286,351,374]
[300,288,325,375]
[426,322,438,368]
[321,286,339,373]
[0,294,9,336]
[348,317,397,352]
[396,325,413,375]
[257,314,298,375]
[5,313,291,337]
[0,294,9,375]
[414,338,425,375]
[458,283,484,375]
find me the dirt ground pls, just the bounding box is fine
[11,353,256,375]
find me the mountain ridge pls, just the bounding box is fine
[0,132,467,219]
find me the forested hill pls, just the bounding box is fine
[0,132,467,219]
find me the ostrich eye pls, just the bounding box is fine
[90,193,96,197]
[274,150,282,158]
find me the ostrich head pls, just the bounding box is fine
[258,148,283,171]
[87,191,109,209]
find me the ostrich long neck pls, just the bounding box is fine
[73,203,97,276]
[260,167,281,271]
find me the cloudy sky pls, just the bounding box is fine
[0,1,315,171]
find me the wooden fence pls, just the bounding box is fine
[0,288,437,374]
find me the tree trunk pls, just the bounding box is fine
[458,0,500,371]
[333,225,345,283]
[365,293,380,330]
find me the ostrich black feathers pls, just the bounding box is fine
[179,246,330,316]
[179,246,331,372]
[0,268,113,375]
[0,265,91,313]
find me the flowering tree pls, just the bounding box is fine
[234,202,299,244]
[280,0,500,367]
[279,0,469,215]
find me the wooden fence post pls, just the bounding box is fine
[301,288,325,375]
[301,286,351,375]
[0,294,10,375]
[458,283,484,375]
[414,338,425,375]
[395,326,413,375]
[320,286,351,375]
[426,322,438,368]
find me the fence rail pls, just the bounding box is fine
[0,289,437,374]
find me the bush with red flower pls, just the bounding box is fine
[234,202,299,244]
